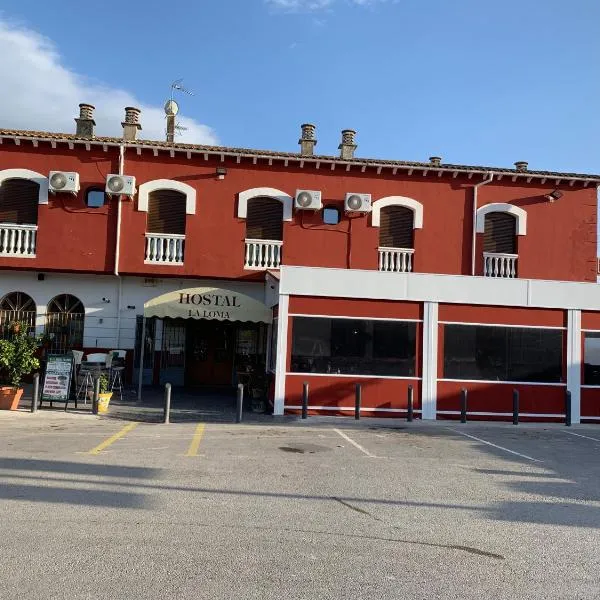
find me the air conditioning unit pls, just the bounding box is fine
[344,193,372,214]
[48,171,80,194]
[295,189,322,211]
[105,174,136,197]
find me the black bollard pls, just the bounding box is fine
[460,388,467,424]
[301,382,309,419]
[355,383,361,420]
[512,389,519,425]
[407,385,414,422]
[92,376,100,415]
[31,372,39,413]
[236,383,244,423]
[163,383,172,424]
[565,389,572,427]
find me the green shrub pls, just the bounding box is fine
[0,322,40,388]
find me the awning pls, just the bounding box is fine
[143,287,272,323]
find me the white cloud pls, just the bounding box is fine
[0,19,218,145]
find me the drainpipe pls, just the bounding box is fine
[471,172,494,275]
[114,144,125,347]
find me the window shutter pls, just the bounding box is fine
[484,212,516,254]
[147,190,186,235]
[0,179,39,224]
[246,197,283,240]
[379,206,414,248]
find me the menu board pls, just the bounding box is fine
[41,354,74,403]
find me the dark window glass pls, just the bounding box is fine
[583,332,600,385]
[291,317,416,376]
[86,189,106,208]
[323,206,340,225]
[484,212,516,254]
[443,324,562,383]
[147,190,186,235]
[379,205,414,248]
[0,178,39,224]
[246,197,283,240]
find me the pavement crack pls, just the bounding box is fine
[331,496,382,520]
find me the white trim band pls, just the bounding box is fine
[287,372,420,380]
[438,378,566,386]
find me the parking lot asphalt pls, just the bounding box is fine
[0,409,599,599]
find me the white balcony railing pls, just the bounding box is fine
[0,224,37,258]
[378,247,414,273]
[483,252,518,278]
[245,239,283,270]
[145,233,185,265]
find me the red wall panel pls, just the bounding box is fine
[437,380,565,417]
[0,141,596,283]
[439,304,566,327]
[285,374,420,416]
[289,295,422,320]
[581,389,600,418]
[582,311,600,330]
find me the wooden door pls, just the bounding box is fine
[186,321,234,387]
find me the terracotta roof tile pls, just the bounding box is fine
[1,128,599,182]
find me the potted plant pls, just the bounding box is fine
[97,373,113,414]
[0,321,40,410]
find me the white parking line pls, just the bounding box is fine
[447,428,542,463]
[333,429,377,458]
[562,430,600,443]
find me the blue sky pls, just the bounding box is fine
[1,0,599,173]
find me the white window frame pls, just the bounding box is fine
[371,196,424,229]
[476,203,527,236]
[237,187,293,222]
[137,179,197,215]
[0,169,49,205]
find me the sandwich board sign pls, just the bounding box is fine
[41,354,74,404]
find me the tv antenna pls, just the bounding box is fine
[165,79,194,142]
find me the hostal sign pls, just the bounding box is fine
[143,287,272,323]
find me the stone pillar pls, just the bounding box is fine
[338,129,357,160]
[514,161,528,172]
[299,123,317,156]
[122,107,142,141]
[75,103,96,138]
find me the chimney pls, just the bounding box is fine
[339,129,357,160]
[429,156,442,167]
[75,103,96,138]
[514,161,528,172]
[299,123,317,156]
[122,106,142,141]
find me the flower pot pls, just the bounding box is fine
[97,392,113,414]
[0,386,24,410]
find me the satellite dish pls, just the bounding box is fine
[164,99,179,116]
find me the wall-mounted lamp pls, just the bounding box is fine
[102,297,111,303]
[127,305,136,310]
[37,273,45,281]
[545,189,563,202]
[216,167,227,180]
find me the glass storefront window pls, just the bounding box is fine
[583,332,600,385]
[290,316,417,376]
[443,324,563,383]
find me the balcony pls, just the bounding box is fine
[145,233,185,265]
[0,224,37,258]
[378,247,414,273]
[483,252,518,278]
[245,239,283,270]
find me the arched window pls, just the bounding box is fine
[147,190,187,235]
[483,212,517,254]
[246,197,284,241]
[45,294,84,354]
[379,206,414,249]
[0,179,39,224]
[0,292,36,338]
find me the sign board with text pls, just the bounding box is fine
[41,354,74,403]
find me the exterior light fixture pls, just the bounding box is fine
[216,167,227,180]
[545,190,563,202]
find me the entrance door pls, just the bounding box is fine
[186,321,235,387]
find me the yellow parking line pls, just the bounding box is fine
[88,423,138,455]
[185,424,205,457]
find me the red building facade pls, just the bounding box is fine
[0,105,599,421]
